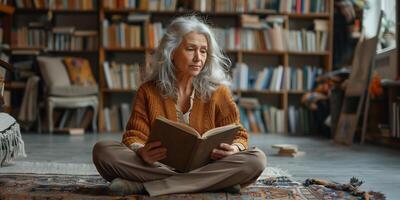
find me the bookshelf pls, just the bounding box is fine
[3,0,335,133]
[362,1,400,148]
[364,82,400,148]
[97,0,334,133]
[6,0,99,131]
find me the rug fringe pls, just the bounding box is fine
[0,122,27,166]
[0,162,98,175]
[259,167,291,179]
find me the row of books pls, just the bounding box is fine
[14,0,328,13]
[102,103,131,132]
[103,61,143,90]
[286,29,328,52]
[15,0,95,10]
[288,19,329,52]
[253,66,323,91]
[11,27,47,48]
[286,66,323,91]
[55,107,95,130]
[102,15,165,48]
[147,22,164,48]
[233,64,285,91]
[215,19,328,52]
[101,0,299,13]
[11,17,326,53]
[103,13,327,52]
[278,0,328,14]
[212,0,279,13]
[103,0,177,11]
[287,105,314,134]
[232,63,323,91]
[194,0,328,13]
[238,98,315,134]
[214,26,284,51]
[102,21,144,48]
[239,104,285,134]
[11,26,98,51]
[102,14,150,48]
[48,28,98,51]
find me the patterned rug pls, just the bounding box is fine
[0,174,385,200]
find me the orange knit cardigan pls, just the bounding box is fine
[122,81,249,149]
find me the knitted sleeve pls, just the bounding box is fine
[122,85,150,146]
[215,86,249,149]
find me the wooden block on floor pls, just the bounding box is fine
[272,144,305,157]
[53,128,85,135]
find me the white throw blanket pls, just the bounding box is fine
[0,113,26,166]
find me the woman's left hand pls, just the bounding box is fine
[211,143,239,160]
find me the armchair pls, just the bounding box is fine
[37,56,99,133]
[0,59,26,166]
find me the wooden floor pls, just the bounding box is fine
[14,133,400,199]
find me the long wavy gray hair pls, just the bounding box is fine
[147,15,231,100]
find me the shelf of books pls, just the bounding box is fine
[3,0,334,134]
[7,0,100,131]
[98,0,334,134]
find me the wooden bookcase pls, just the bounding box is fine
[364,83,400,148]
[6,0,335,133]
[6,0,99,129]
[362,1,400,148]
[97,0,334,133]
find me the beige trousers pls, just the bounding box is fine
[92,140,267,196]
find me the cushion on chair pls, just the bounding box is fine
[37,57,71,87]
[48,85,98,97]
[64,57,97,86]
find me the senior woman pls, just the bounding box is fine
[92,16,267,196]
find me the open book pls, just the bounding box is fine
[147,116,240,172]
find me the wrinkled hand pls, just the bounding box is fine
[211,143,239,160]
[137,141,167,165]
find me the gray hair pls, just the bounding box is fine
[147,15,231,100]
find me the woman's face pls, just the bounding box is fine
[172,32,208,77]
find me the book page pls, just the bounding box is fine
[157,117,201,137]
[202,124,240,138]
[188,126,240,170]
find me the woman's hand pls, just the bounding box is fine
[211,143,239,160]
[137,141,167,165]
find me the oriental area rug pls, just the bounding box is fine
[0,172,385,200]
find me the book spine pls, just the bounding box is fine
[185,139,202,172]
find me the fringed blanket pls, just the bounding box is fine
[0,113,26,166]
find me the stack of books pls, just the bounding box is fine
[272,144,305,157]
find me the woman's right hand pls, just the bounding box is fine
[137,141,167,165]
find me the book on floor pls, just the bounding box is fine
[148,116,240,172]
[272,144,305,157]
[53,128,85,135]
